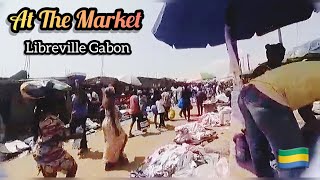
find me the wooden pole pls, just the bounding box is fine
[247,54,251,71]
[101,56,104,77]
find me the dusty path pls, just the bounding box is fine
[2,107,252,178]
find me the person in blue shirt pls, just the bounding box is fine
[70,85,89,154]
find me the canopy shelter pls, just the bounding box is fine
[153,0,314,49]
[285,38,320,63]
[9,70,28,80]
[153,0,316,84]
[187,73,216,83]
[66,72,86,87]
[159,77,176,88]
[137,77,162,88]
[85,76,119,86]
[119,75,142,86]
[84,76,126,95]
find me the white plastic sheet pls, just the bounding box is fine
[2,140,29,153]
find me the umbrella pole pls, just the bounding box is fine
[278,29,283,44]
[101,55,104,76]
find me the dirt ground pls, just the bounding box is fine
[1,107,240,178]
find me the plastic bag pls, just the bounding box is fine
[140,117,150,131]
[72,127,83,149]
[178,98,184,109]
[169,109,175,120]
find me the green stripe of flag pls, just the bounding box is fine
[278,147,308,156]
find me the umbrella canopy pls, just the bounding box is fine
[153,0,314,49]
[285,38,320,62]
[9,70,28,80]
[119,75,142,86]
[85,76,119,86]
[20,79,71,99]
[66,72,86,86]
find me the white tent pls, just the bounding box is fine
[119,75,142,86]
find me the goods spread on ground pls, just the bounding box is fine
[0,119,101,161]
[130,143,229,178]
[174,107,231,145]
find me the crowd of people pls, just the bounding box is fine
[20,75,233,177]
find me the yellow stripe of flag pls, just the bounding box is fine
[278,154,309,163]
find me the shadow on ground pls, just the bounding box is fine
[165,124,175,131]
[142,132,161,137]
[79,149,103,160]
[111,156,145,172]
[236,159,256,175]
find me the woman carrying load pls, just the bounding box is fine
[101,86,129,171]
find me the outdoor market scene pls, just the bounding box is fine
[1,0,320,178]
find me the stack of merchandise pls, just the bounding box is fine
[174,107,231,145]
[86,119,101,135]
[0,140,31,161]
[130,143,229,178]
[174,122,217,145]
[199,112,222,127]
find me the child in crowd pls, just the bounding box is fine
[156,98,166,128]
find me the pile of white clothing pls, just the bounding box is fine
[217,106,232,126]
[200,107,231,127]
[215,93,229,103]
[199,112,221,127]
[174,122,217,145]
[130,143,229,178]
[86,119,101,130]
[0,140,31,161]
[0,140,30,154]
[120,109,131,122]
[174,107,232,145]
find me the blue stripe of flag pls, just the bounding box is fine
[278,161,309,169]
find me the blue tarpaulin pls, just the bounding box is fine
[153,0,315,49]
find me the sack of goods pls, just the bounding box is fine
[169,109,175,120]
[20,79,71,99]
[140,117,150,131]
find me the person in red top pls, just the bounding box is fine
[128,90,142,138]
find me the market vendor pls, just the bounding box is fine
[238,60,320,178]
[251,43,285,78]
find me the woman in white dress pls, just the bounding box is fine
[101,87,129,171]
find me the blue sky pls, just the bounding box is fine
[0,0,319,79]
